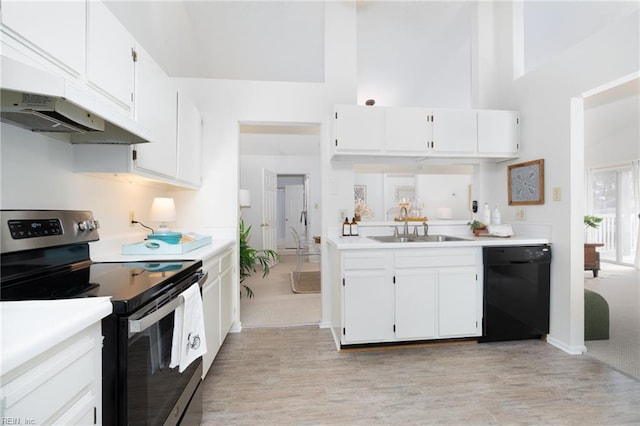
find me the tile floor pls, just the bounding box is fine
[202,326,640,425]
[215,254,640,424]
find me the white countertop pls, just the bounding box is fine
[0,297,113,375]
[90,237,235,263]
[327,234,549,249]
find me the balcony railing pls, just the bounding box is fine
[586,213,638,264]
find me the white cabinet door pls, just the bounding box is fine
[477,110,520,154]
[430,109,477,153]
[1,324,102,425]
[176,91,203,186]
[202,274,221,377]
[86,0,135,112]
[343,270,395,343]
[394,268,438,339]
[334,105,386,152]
[219,249,234,338]
[385,107,432,152]
[1,1,85,77]
[134,46,177,178]
[438,267,478,337]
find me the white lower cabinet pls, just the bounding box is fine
[340,247,482,346]
[201,245,234,378]
[0,323,103,425]
[438,267,479,337]
[394,268,438,340]
[202,254,222,378]
[219,249,234,337]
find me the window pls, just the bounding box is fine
[590,166,637,265]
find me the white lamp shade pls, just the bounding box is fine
[150,197,177,222]
[239,189,251,208]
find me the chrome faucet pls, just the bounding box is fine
[400,206,409,236]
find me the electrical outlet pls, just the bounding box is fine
[129,211,135,225]
[516,208,526,221]
[339,209,347,221]
[552,187,561,202]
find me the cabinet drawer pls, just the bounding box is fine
[343,252,390,270]
[1,332,97,423]
[394,248,477,268]
[220,248,233,272]
[202,254,221,276]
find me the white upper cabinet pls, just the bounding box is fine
[86,1,135,113]
[134,46,177,178]
[430,109,478,153]
[1,1,85,78]
[332,105,519,160]
[477,110,520,154]
[385,107,432,152]
[176,91,203,187]
[334,105,386,153]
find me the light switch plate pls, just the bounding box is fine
[552,187,561,201]
[516,208,526,221]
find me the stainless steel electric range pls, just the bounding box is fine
[0,210,205,425]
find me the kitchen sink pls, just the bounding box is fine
[369,235,470,243]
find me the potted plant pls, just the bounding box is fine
[584,215,603,229]
[239,219,279,298]
[467,220,487,236]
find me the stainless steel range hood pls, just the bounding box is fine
[1,90,106,133]
[1,56,151,144]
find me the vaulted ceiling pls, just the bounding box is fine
[104,1,325,82]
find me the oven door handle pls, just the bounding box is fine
[128,271,208,335]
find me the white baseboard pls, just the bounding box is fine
[547,336,586,355]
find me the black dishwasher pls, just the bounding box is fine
[480,245,551,342]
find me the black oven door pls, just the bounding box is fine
[125,310,202,425]
[106,274,206,426]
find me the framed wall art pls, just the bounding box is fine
[508,159,544,205]
[354,185,367,202]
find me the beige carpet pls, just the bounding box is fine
[240,255,321,328]
[584,263,640,380]
[290,270,321,294]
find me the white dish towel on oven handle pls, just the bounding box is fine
[170,283,207,373]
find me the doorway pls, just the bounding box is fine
[583,76,640,379]
[277,174,310,250]
[238,122,322,328]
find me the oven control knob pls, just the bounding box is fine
[78,220,98,231]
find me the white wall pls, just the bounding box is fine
[0,125,168,247]
[357,1,472,108]
[168,1,359,328]
[487,7,640,353]
[585,85,640,169]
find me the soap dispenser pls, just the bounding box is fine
[483,203,491,225]
[492,205,502,225]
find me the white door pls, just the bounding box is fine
[262,168,278,253]
[285,185,305,247]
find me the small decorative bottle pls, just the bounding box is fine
[342,218,351,236]
[350,217,359,236]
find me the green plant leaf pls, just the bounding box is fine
[239,219,280,298]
